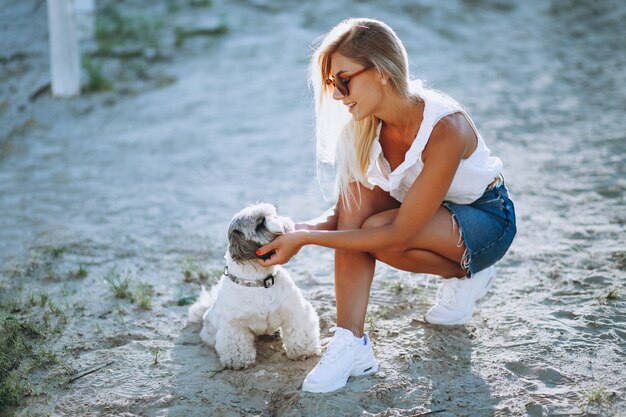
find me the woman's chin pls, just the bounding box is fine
[350,110,369,121]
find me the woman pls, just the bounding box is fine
[256,18,516,393]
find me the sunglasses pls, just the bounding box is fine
[325,67,371,96]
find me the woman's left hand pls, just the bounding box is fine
[256,231,306,266]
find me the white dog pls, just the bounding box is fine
[188,203,321,369]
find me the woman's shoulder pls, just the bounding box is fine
[420,87,463,110]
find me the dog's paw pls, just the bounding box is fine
[284,346,321,361]
[220,354,256,370]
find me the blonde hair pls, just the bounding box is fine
[310,18,422,207]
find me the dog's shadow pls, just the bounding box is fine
[169,321,319,413]
[254,332,284,361]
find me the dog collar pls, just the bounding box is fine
[224,266,275,289]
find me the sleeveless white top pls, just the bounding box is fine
[366,88,503,204]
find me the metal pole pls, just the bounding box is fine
[47,0,81,97]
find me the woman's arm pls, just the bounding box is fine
[258,115,474,265]
[304,123,465,251]
[295,205,339,231]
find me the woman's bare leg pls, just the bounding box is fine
[363,207,466,277]
[334,185,471,336]
[334,185,399,337]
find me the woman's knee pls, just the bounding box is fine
[336,184,398,230]
[370,247,414,267]
[361,210,396,230]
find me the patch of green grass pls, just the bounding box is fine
[27,290,37,307]
[68,264,88,279]
[0,309,72,415]
[44,265,60,282]
[0,369,30,413]
[0,317,30,371]
[189,0,212,7]
[39,292,49,308]
[0,317,57,412]
[381,277,422,296]
[113,305,127,324]
[46,302,68,333]
[151,346,161,365]
[597,287,621,305]
[26,289,59,311]
[102,268,154,310]
[30,348,61,369]
[73,301,86,314]
[182,257,208,283]
[95,5,162,55]
[174,20,229,47]
[176,294,197,306]
[42,310,51,328]
[377,307,393,320]
[366,313,379,334]
[366,307,396,335]
[102,267,133,299]
[581,384,613,404]
[133,283,154,310]
[381,279,405,294]
[1,298,22,314]
[19,317,47,339]
[82,57,113,93]
[44,246,66,258]
[606,287,620,300]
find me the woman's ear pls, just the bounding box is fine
[378,70,388,85]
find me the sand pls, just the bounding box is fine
[1,0,625,416]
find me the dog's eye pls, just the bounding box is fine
[255,218,266,231]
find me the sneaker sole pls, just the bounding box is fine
[302,359,379,393]
[425,310,473,326]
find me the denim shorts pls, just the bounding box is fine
[442,184,517,277]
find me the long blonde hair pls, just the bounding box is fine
[310,18,422,207]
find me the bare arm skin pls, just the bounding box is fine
[295,205,339,231]
[257,113,477,266]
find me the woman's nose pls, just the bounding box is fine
[332,85,345,100]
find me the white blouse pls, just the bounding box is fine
[366,88,503,204]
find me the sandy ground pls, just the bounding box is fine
[1,0,625,416]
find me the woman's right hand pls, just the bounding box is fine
[294,205,339,231]
[256,230,308,266]
[295,223,313,231]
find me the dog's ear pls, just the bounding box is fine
[228,229,259,261]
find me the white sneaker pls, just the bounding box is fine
[425,265,496,325]
[302,327,378,393]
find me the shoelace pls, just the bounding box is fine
[435,278,463,307]
[318,327,354,365]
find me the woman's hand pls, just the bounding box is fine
[295,223,312,231]
[256,230,307,267]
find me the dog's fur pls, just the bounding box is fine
[188,203,321,369]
